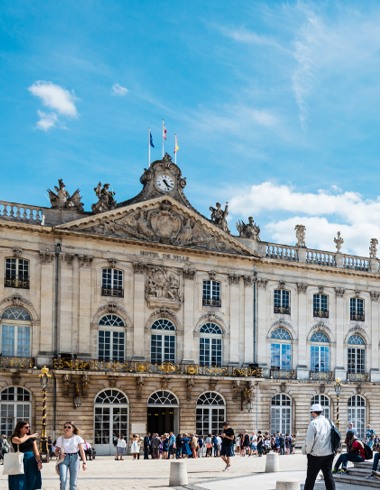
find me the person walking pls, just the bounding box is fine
[151,433,161,459]
[205,434,213,457]
[279,433,285,455]
[213,434,219,457]
[55,421,87,490]
[176,434,183,459]
[220,422,234,471]
[332,431,365,474]
[168,431,176,459]
[366,424,376,449]
[257,431,263,457]
[302,403,335,490]
[116,435,127,460]
[242,430,250,456]
[83,440,93,461]
[143,433,151,459]
[197,435,204,457]
[190,434,197,458]
[8,420,42,490]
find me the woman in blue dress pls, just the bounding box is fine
[162,434,169,459]
[181,434,192,458]
[9,420,42,490]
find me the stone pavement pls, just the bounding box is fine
[0,453,375,490]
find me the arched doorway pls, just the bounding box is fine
[271,394,292,435]
[0,387,31,436]
[196,392,226,436]
[94,389,129,456]
[147,391,179,435]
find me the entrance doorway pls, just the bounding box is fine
[147,390,179,434]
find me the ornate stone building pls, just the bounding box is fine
[0,154,379,454]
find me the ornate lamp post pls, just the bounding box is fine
[334,378,342,430]
[39,366,51,462]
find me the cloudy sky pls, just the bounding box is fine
[1,1,380,256]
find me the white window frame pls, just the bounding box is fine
[98,329,125,361]
[0,387,32,437]
[202,280,221,306]
[348,395,366,440]
[150,319,176,364]
[199,323,222,367]
[310,395,330,420]
[195,392,226,435]
[5,258,29,289]
[1,307,32,358]
[101,268,124,297]
[271,394,292,435]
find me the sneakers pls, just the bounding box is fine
[366,475,375,479]
[338,469,347,474]
[373,471,380,480]
[332,468,337,474]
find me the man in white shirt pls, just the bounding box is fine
[116,435,127,460]
[302,403,335,490]
[346,423,358,436]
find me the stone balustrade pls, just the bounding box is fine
[0,201,43,224]
[266,245,298,261]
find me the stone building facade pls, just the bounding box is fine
[0,154,379,454]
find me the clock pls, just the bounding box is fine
[156,174,175,192]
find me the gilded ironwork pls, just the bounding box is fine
[310,371,333,381]
[270,369,296,379]
[0,356,34,368]
[350,313,365,322]
[274,306,291,315]
[202,298,221,307]
[101,287,124,298]
[313,310,329,319]
[347,372,369,382]
[4,276,29,289]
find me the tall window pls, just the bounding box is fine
[98,315,125,361]
[313,294,329,318]
[0,387,31,436]
[271,394,291,435]
[5,258,29,289]
[274,290,290,314]
[271,328,292,371]
[199,323,222,366]
[151,319,176,364]
[101,269,124,298]
[1,307,31,357]
[347,334,365,374]
[196,392,226,435]
[350,298,364,321]
[310,332,330,372]
[311,395,330,420]
[202,280,221,307]
[348,395,366,440]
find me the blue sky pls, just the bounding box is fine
[2,0,380,255]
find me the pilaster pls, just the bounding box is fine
[243,275,254,364]
[39,253,54,353]
[182,271,195,363]
[78,255,93,356]
[132,262,146,360]
[370,292,380,381]
[228,274,240,364]
[335,287,346,380]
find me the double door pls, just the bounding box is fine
[94,405,128,455]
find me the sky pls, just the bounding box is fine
[1,0,380,256]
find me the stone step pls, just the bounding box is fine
[353,461,375,468]
[334,474,380,487]
[346,467,374,477]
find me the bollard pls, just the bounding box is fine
[276,479,300,490]
[265,452,280,473]
[169,460,188,487]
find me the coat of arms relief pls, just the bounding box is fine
[145,265,182,309]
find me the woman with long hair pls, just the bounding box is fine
[54,421,86,490]
[9,420,42,490]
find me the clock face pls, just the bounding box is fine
[156,174,175,192]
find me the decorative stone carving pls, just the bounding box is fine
[145,266,182,309]
[319,383,325,394]
[318,286,324,294]
[209,202,230,233]
[280,382,286,393]
[196,312,224,331]
[334,231,344,253]
[370,238,378,258]
[61,253,75,266]
[13,248,23,258]
[335,287,345,298]
[97,303,132,326]
[161,377,170,390]
[91,182,117,214]
[108,258,118,268]
[11,371,21,385]
[278,281,286,289]
[62,374,71,397]
[309,322,333,341]
[108,376,117,388]
[356,384,362,394]
[244,275,254,287]
[82,374,90,396]
[186,378,194,401]
[228,273,240,285]
[133,262,146,273]
[296,283,308,294]
[78,255,93,267]
[183,266,196,280]
[208,271,217,281]
[136,376,144,399]
[39,251,54,264]
[232,380,240,401]
[0,294,34,310]
[257,278,268,289]
[295,225,306,247]
[354,289,361,298]
[209,379,218,391]
[370,291,380,302]
[236,217,261,240]
[47,179,84,211]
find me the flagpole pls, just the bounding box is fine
[162,119,165,158]
[149,127,151,167]
[175,133,177,165]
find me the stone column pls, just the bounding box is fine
[334,288,346,381]
[244,275,254,364]
[370,292,380,381]
[256,278,268,375]
[59,254,75,353]
[39,252,55,354]
[78,255,93,356]
[296,283,308,380]
[228,274,240,364]
[132,262,146,360]
[182,268,196,363]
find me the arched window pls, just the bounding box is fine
[0,387,31,436]
[203,280,221,307]
[196,392,226,435]
[350,298,364,321]
[1,307,32,357]
[271,328,292,371]
[98,315,125,361]
[5,257,29,289]
[151,319,176,364]
[147,391,179,406]
[199,323,222,367]
[271,394,292,435]
[310,332,330,372]
[347,334,365,374]
[311,395,330,420]
[313,294,328,318]
[348,395,366,440]
[101,268,123,298]
[274,290,290,314]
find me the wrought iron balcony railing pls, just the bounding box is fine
[274,306,291,315]
[4,276,30,289]
[347,372,369,382]
[101,287,124,298]
[310,370,333,381]
[270,369,296,379]
[0,356,34,368]
[202,298,221,307]
[313,310,329,318]
[350,313,365,321]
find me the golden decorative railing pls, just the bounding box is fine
[270,369,296,379]
[347,372,369,382]
[0,356,34,368]
[310,371,333,381]
[53,358,263,377]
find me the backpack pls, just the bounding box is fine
[328,419,341,453]
[359,441,373,460]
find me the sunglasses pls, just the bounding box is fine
[24,426,30,429]
[64,425,72,429]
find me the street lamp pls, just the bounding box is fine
[39,366,51,462]
[334,378,342,430]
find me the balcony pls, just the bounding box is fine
[274,306,291,315]
[270,369,296,379]
[350,313,365,322]
[202,298,221,307]
[310,371,333,381]
[0,356,34,369]
[4,276,29,289]
[313,310,329,319]
[101,287,124,298]
[347,372,369,382]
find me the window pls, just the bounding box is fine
[98,315,125,361]
[0,387,31,436]
[347,334,365,374]
[202,280,221,307]
[199,323,222,367]
[311,395,330,420]
[147,391,179,405]
[271,394,291,435]
[94,389,128,449]
[5,258,29,289]
[271,328,291,371]
[350,298,364,321]
[101,269,123,298]
[348,395,366,440]
[310,332,330,372]
[151,319,176,364]
[1,307,31,357]
[313,294,329,318]
[196,392,226,435]
[274,290,290,314]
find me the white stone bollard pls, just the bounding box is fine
[276,479,300,490]
[169,460,188,487]
[265,452,280,473]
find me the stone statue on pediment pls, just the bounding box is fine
[210,202,230,233]
[47,179,84,211]
[91,182,117,214]
[236,217,260,240]
[295,224,306,247]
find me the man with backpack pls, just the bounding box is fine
[302,403,336,490]
[332,430,365,474]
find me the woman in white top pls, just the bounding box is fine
[116,436,127,460]
[55,421,87,490]
[131,434,140,460]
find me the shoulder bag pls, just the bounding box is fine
[2,444,24,475]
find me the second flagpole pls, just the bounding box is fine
[149,127,151,167]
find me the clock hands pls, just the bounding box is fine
[163,178,172,190]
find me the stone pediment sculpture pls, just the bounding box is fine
[91,182,117,214]
[334,231,344,253]
[209,202,230,233]
[145,265,182,309]
[295,224,306,247]
[369,238,378,258]
[47,179,84,211]
[236,217,260,240]
[56,196,258,257]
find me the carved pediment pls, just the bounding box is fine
[56,197,259,257]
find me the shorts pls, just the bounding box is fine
[117,447,125,454]
[251,444,257,450]
[220,446,232,457]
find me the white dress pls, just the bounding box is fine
[131,440,140,454]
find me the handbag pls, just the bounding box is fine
[55,454,65,476]
[3,444,24,476]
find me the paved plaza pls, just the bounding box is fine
[0,452,376,490]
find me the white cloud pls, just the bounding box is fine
[111,83,129,96]
[28,81,78,117]
[35,111,59,131]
